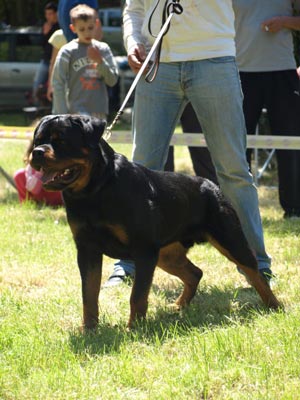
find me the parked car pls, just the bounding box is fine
[0,26,43,108]
[0,8,132,110]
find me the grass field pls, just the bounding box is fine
[1,134,300,399]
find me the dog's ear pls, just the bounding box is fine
[33,115,58,141]
[70,115,106,148]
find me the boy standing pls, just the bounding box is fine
[51,4,118,119]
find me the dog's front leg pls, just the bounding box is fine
[77,246,103,330]
[128,251,158,328]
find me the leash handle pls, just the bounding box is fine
[146,0,183,82]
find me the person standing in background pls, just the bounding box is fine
[233,0,300,218]
[51,4,118,119]
[165,103,218,184]
[47,2,103,101]
[32,2,59,105]
[46,28,67,101]
[104,0,273,287]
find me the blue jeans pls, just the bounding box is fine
[113,57,271,275]
[32,59,49,102]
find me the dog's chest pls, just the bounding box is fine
[68,206,132,259]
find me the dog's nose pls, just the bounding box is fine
[32,146,46,160]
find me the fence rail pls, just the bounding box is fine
[1,126,300,149]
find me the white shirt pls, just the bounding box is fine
[123,0,236,62]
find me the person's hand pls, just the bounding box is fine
[127,44,146,74]
[261,17,285,33]
[46,84,53,102]
[43,21,52,35]
[87,45,103,64]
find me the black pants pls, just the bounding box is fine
[240,70,300,215]
[165,103,218,185]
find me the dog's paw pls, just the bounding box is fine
[167,302,183,312]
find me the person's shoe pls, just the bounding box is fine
[258,268,274,287]
[102,272,133,288]
[283,209,300,219]
[237,267,274,288]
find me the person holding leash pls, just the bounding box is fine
[104,0,273,287]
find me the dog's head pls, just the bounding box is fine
[29,114,106,192]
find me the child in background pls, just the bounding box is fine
[51,4,118,119]
[14,141,63,206]
[47,8,103,102]
[58,0,102,42]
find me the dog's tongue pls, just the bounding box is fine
[40,170,57,184]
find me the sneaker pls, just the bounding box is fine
[237,266,274,288]
[102,272,133,288]
[259,268,274,287]
[283,209,300,219]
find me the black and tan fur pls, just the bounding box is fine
[30,115,281,329]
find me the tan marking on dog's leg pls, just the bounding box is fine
[106,223,129,245]
[127,256,158,328]
[127,298,148,329]
[68,221,79,238]
[206,235,281,310]
[82,268,102,329]
[158,242,203,308]
[238,265,281,310]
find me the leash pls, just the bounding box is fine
[105,0,183,138]
[0,166,17,190]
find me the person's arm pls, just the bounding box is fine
[47,30,67,101]
[123,0,148,74]
[87,43,119,87]
[123,0,145,53]
[47,46,59,101]
[51,48,70,114]
[261,15,300,33]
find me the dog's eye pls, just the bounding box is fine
[51,138,66,148]
[34,139,41,147]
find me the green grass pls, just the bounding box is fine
[1,139,300,399]
[0,111,28,127]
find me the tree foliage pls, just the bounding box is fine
[0,0,45,27]
[0,0,121,27]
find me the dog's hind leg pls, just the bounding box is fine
[237,263,281,310]
[202,191,281,310]
[157,242,203,308]
[207,234,281,310]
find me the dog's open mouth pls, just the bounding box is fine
[41,166,81,189]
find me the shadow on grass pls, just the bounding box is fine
[68,283,275,356]
[0,190,19,203]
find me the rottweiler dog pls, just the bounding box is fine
[30,114,281,329]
